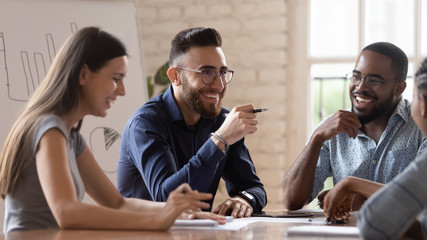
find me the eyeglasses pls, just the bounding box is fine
[176,67,234,85]
[346,72,385,90]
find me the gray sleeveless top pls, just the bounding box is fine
[4,115,85,232]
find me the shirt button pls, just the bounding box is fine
[372,159,377,165]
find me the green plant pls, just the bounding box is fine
[147,62,171,98]
[146,76,154,98]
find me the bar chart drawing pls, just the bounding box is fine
[2,32,56,102]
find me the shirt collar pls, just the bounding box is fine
[391,98,410,123]
[162,85,185,122]
[356,98,409,138]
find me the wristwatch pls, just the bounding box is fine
[238,191,255,206]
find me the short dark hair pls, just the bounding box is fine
[169,27,222,66]
[415,58,427,92]
[362,42,408,81]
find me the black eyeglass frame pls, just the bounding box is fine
[346,72,386,90]
[176,66,234,85]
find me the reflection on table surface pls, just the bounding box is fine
[2,210,362,240]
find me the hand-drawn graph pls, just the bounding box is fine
[1,30,57,101]
[1,32,50,101]
[0,32,9,99]
[1,22,80,102]
[89,127,122,174]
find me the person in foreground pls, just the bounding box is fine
[117,27,267,218]
[282,42,427,210]
[323,58,427,239]
[0,27,225,233]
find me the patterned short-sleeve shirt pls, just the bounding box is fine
[311,99,427,201]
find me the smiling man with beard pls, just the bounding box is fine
[282,42,427,211]
[117,27,266,218]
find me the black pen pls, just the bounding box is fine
[252,108,268,113]
[326,218,346,224]
[223,108,268,117]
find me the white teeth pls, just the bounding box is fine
[204,93,218,99]
[356,96,372,103]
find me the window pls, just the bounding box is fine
[311,64,353,125]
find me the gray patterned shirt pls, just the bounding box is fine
[358,150,427,239]
[311,99,427,202]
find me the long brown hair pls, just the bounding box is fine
[0,27,127,197]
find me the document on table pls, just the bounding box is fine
[173,219,219,227]
[171,217,259,231]
[286,225,360,237]
[173,216,234,227]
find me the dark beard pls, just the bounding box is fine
[181,77,225,119]
[355,107,381,124]
[351,91,395,124]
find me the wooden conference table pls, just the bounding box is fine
[0,210,362,240]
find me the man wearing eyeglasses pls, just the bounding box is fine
[117,27,266,218]
[283,42,427,211]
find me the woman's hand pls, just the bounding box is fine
[180,211,227,224]
[323,189,355,221]
[154,184,213,229]
[323,176,384,221]
[323,178,355,221]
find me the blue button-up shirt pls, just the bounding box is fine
[117,86,267,212]
[311,99,427,201]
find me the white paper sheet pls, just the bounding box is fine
[171,217,258,231]
[286,225,360,237]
